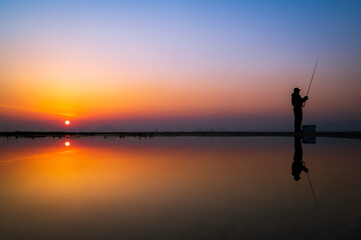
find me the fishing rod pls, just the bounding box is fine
[303,162,320,209]
[303,55,320,107]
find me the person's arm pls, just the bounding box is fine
[302,96,309,102]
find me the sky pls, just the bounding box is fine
[0,0,360,131]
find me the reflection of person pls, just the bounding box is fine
[291,88,308,132]
[292,136,308,181]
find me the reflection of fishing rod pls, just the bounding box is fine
[303,162,320,209]
[303,55,320,107]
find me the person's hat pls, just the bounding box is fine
[294,88,301,92]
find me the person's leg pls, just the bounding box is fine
[294,108,302,132]
[293,108,297,131]
[299,108,303,132]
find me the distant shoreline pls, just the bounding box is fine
[0,131,360,139]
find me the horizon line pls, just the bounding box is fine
[1,131,360,139]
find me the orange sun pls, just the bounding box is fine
[65,141,70,147]
[65,120,70,125]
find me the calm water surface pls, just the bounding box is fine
[0,137,360,240]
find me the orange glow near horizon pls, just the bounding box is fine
[1,63,360,124]
[0,46,360,128]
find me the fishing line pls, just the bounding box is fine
[303,55,320,107]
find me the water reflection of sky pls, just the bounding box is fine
[0,137,360,239]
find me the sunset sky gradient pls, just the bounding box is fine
[1,0,360,131]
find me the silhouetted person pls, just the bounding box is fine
[292,136,308,181]
[291,88,308,132]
